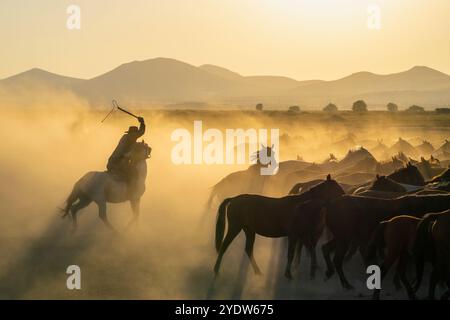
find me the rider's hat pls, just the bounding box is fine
[125,126,138,133]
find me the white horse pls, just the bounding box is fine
[61,141,151,232]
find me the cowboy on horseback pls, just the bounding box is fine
[107,116,146,193]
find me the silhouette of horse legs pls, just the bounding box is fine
[441,282,450,300]
[373,251,415,300]
[309,244,318,279]
[126,198,140,230]
[96,200,117,233]
[344,242,358,263]
[397,254,416,299]
[70,195,91,232]
[214,224,241,275]
[322,239,336,279]
[428,269,439,300]
[285,236,299,279]
[333,239,354,290]
[243,229,261,275]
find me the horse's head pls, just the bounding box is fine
[396,152,409,164]
[129,140,152,162]
[252,144,276,167]
[389,162,425,186]
[307,174,345,201]
[430,155,440,166]
[371,174,406,192]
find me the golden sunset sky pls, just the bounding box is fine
[0,0,449,80]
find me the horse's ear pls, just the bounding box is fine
[408,161,412,166]
[326,174,331,180]
[376,174,379,179]
[142,139,145,143]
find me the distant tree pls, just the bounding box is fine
[323,103,338,112]
[256,103,264,111]
[288,105,300,112]
[387,102,398,112]
[352,100,368,112]
[406,105,425,113]
[436,108,450,114]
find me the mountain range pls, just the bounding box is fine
[1,57,450,109]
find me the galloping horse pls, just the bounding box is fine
[61,141,152,232]
[323,194,450,290]
[367,215,421,300]
[205,145,276,211]
[213,175,345,278]
[414,209,450,299]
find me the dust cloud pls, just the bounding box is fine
[0,99,445,299]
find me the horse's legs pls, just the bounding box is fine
[427,269,438,300]
[243,229,261,275]
[441,281,450,300]
[126,198,140,230]
[397,254,416,300]
[213,224,241,275]
[344,242,358,263]
[309,244,318,279]
[372,250,397,300]
[393,272,403,291]
[333,239,353,290]
[96,201,116,233]
[322,238,336,279]
[358,244,370,267]
[285,236,299,279]
[70,196,91,232]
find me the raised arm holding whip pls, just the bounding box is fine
[106,101,147,193]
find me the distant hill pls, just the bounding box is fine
[2,68,83,90]
[287,66,450,108]
[1,58,449,109]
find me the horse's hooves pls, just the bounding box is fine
[325,270,334,280]
[285,272,292,280]
[343,284,355,291]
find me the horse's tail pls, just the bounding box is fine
[59,184,80,219]
[215,198,231,253]
[367,221,388,263]
[413,213,439,292]
[206,185,219,212]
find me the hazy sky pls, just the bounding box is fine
[0,0,449,80]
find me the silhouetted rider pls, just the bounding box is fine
[107,116,145,176]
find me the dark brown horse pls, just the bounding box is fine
[414,209,450,299]
[345,164,425,195]
[387,162,425,186]
[353,175,407,198]
[213,175,345,278]
[367,215,421,300]
[323,194,450,290]
[284,199,327,279]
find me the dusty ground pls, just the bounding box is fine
[0,108,447,299]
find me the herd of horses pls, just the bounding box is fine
[210,145,450,300]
